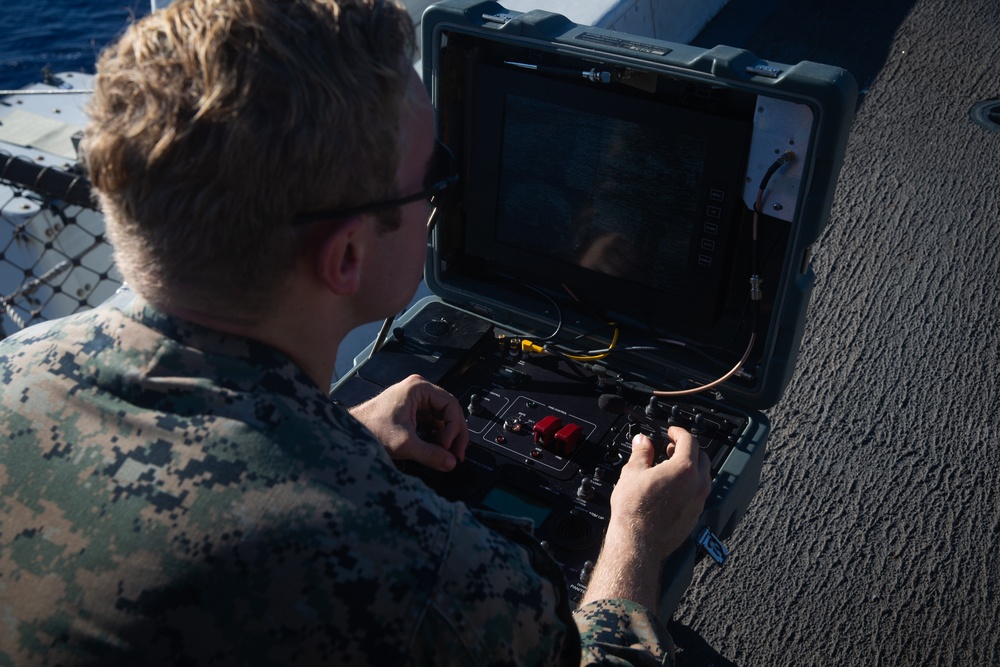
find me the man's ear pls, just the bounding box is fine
[315,217,367,296]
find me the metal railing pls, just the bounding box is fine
[0,151,121,338]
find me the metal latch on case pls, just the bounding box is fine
[746,63,782,78]
[482,12,516,25]
[696,526,729,567]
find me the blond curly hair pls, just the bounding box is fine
[84,0,415,318]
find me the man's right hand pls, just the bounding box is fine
[579,426,711,611]
[613,426,712,556]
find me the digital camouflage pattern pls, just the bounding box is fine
[0,298,672,666]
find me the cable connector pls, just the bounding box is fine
[521,339,545,355]
[749,275,764,301]
[757,150,797,198]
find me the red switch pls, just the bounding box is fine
[533,416,562,448]
[554,423,583,455]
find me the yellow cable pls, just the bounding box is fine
[521,324,620,361]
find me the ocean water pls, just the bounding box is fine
[0,0,150,91]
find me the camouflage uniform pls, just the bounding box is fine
[0,298,673,666]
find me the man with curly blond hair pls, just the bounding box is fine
[0,0,710,664]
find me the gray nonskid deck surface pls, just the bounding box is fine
[673,0,1000,665]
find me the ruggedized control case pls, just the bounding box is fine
[331,0,856,617]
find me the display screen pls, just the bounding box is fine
[461,63,754,326]
[481,483,552,527]
[497,94,706,301]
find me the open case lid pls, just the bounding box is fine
[420,0,856,411]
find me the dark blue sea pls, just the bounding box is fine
[1,0,151,91]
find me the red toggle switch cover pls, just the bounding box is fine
[533,415,563,447]
[554,423,583,455]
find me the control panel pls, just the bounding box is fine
[331,300,762,608]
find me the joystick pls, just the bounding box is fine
[467,393,484,417]
[668,404,684,426]
[691,412,707,436]
[646,396,666,419]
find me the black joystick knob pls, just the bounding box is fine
[580,560,595,584]
[668,404,684,426]
[645,396,665,419]
[467,393,483,417]
[691,412,707,435]
[576,477,596,500]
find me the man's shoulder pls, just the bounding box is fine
[0,301,134,351]
[0,302,154,389]
[2,307,90,344]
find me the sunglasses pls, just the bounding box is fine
[293,140,459,225]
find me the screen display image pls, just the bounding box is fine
[461,63,755,329]
[497,94,706,303]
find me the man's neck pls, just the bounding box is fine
[154,295,343,391]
